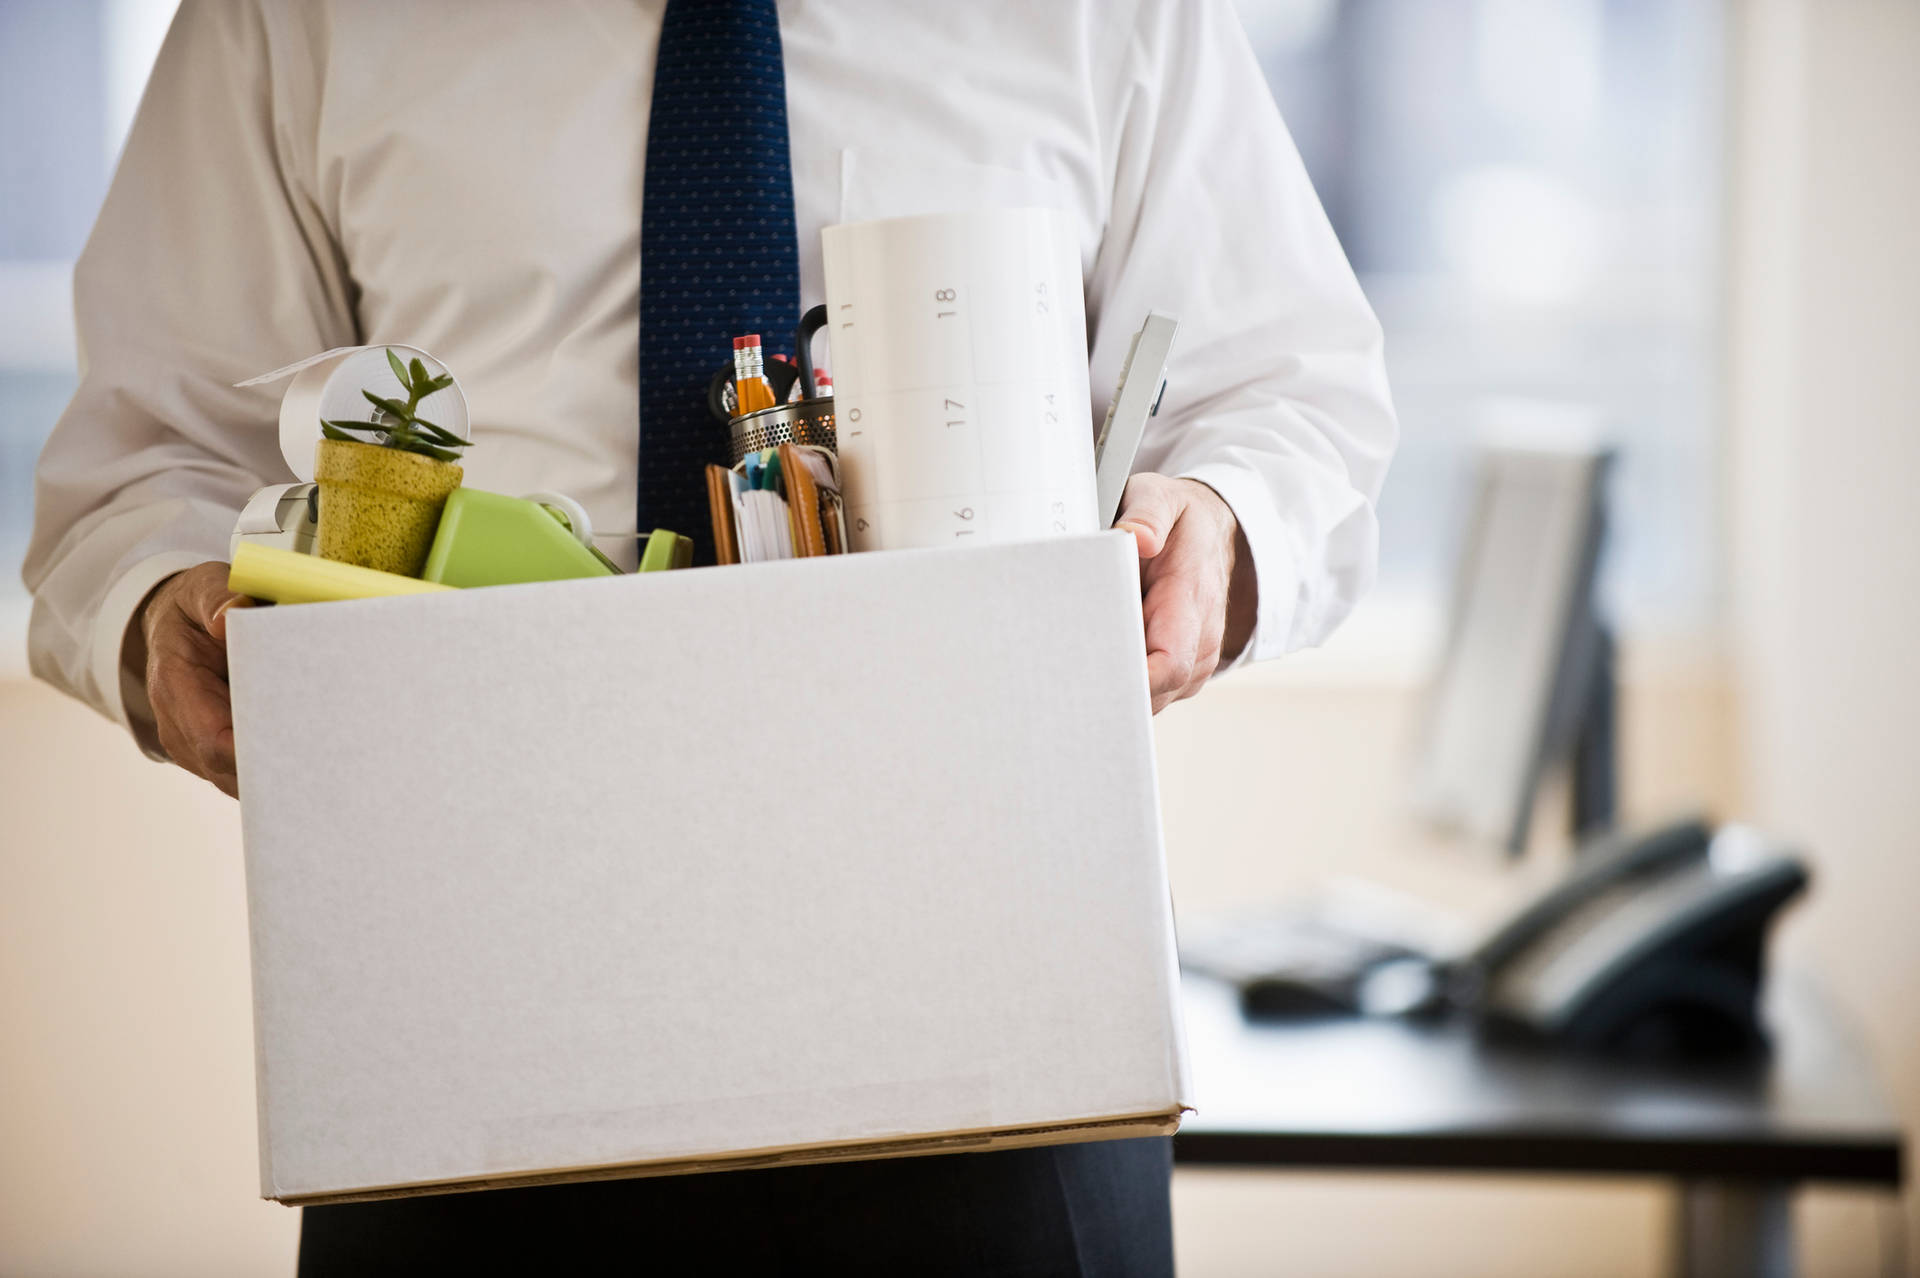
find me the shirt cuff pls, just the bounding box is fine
[91,551,212,760]
[1176,461,1301,673]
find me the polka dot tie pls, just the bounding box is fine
[639,0,800,566]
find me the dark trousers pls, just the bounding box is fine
[298,1135,1173,1276]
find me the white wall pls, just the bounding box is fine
[1725,0,1920,1270]
[0,680,298,1278]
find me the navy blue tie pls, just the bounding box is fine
[639,0,800,566]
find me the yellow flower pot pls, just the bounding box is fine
[314,439,464,577]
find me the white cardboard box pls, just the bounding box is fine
[228,532,1190,1204]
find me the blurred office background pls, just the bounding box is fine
[1,1,1914,1274]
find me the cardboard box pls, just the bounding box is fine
[227,532,1190,1204]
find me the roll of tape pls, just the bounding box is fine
[236,345,470,481]
[521,490,595,546]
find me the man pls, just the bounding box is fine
[26,1,1395,1272]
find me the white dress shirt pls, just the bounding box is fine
[24,0,1397,752]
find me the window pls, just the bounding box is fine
[1235,0,1725,636]
[0,0,178,638]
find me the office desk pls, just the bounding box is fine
[1174,973,1903,1278]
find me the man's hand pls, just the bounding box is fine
[129,562,251,796]
[1114,475,1257,714]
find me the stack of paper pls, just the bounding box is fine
[734,485,793,562]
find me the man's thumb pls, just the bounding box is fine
[206,592,252,641]
[1113,475,1179,558]
[179,562,251,639]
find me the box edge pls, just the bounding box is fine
[269,1108,1186,1206]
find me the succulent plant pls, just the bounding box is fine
[321,349,468,462]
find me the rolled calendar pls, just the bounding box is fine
[820,207,1098,552]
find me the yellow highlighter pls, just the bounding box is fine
[229,542,456,605]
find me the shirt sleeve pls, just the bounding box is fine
[1085,0,1398,668]
[21,0,354,752]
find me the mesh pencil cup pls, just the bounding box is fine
[728,399,836,466]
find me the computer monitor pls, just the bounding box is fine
[1407,440,1616,854]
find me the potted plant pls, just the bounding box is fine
[314,350,469,576]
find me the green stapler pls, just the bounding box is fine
[421,489,692,586]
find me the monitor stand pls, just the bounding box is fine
[1570,621,1618,841]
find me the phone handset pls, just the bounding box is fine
[1449,815,1714,1001]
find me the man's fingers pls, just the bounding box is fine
[1143,582,1220,711]
[1114,474,1242,714]
[153,654,239,793]
[1113,474,1183,559]
[168,562,251,638]
[1145,652,1192,713]
[171,659,235,753]
[1140,510,1229,712]
[204,755,240,799]
[141,561,244,796]
[1142,576,1205,710]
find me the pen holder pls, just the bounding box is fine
[729,399,836,466]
